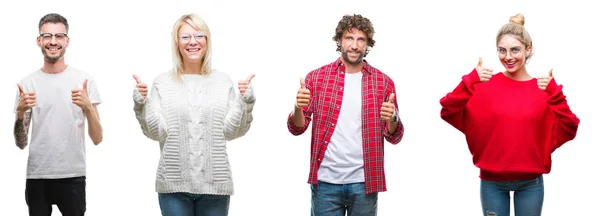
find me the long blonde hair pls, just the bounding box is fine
[172,13,212,79]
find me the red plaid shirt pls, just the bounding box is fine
[287,59,404,194]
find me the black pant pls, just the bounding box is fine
[25,176,86,216]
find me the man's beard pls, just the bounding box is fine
[41,45,65,63]
[341,48,364,66]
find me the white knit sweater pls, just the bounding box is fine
[133,70,255,195]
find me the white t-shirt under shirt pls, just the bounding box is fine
[318,71,364,184]
[14,66,101,179]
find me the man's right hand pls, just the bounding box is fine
[16,83,35,118]
[296,77,311,108]
[133,74,148,99]
[476,57,494,82]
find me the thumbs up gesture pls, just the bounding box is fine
[238,74,255,96]
[380,93,397,123]
[296,78,311,108]
[72,79,92,111]
[476,57,494,82]
[16,84,36,114]
[537,69,553,91]
[133,74,148,99]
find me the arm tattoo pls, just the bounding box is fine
[14,112,31,149]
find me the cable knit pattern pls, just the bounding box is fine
[133,70,255,195]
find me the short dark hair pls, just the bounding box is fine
[332,14,376,56]
[38,13,69,33]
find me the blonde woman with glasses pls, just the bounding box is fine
[440,13,579,216]
[132,13,256,216]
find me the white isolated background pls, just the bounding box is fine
[0,0,598,215]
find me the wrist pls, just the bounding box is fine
[390,112,398,123]
[83,104,94,113]
[16,110,25,120]
[294,101,304,110]
[544,78,559,94]
[464,68,481,85]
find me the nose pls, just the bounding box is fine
[188,37,199,46]
[49,35,59,45]
[504,52,515,60]
[350,39,359,50]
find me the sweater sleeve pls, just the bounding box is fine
[133,79,168,142]
[439,68,481,133]
[223,83,256,141]
[544,78,580,152]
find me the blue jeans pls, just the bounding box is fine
[158,192,230,216]
[310,181,378,216]
[480,176,544,216]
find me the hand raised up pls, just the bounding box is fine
[296,77,311,109]
[537,69,553,91]
[380,93,397,123]
[16,84,36,115]
[133,74,148,99]
[238,74,255,96]
[476,57,494,82]
[72,79,92,111]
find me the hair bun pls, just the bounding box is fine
[509,13,525,26]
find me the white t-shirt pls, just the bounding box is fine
[318,71,364,184]
[14,66,101,179]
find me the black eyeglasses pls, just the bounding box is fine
[39,33,68,41]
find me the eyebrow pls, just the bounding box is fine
[345,35,366,39]
[498,46,522,49]
[180,32,205,35]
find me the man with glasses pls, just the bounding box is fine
[13,13,102,216]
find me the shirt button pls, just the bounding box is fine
[331,123,334,126]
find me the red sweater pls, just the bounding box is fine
[440,68,580,181]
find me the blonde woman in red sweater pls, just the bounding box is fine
[439,13,580,216]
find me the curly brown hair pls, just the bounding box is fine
[332,14,376,56]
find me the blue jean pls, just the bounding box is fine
[310,181,378,216]
[480,175,544,216]
[158,192,230,216]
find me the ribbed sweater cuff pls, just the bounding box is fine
[156,180,234,195]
